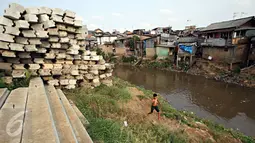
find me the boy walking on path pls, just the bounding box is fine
[148,93,160,120]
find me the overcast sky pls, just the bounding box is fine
[0,0,255,32]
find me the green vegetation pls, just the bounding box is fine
[232,66,241,74]
[152,54,158,60]
[64,77,255,143]
[125,35,140,51]
[0,70,32,90]
[96,47,116,63]
[121,55,137,63]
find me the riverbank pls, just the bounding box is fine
[115,56,255,88]
[64,77,255,143]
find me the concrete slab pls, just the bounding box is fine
[0,25,4,33]
[4,26,20,36]
[31,24,43,30]
[24,14,38,23]
[0,16,13,26]
[35,30,49,38]
[51,43,61,49]
[9,43,24,51]
[41,41,51,48]
[43,20,55,29]
[45,86,77,143]
[9,3,25,13]
[28,64,40,70]
[15,37,28,45]
[49,36,59,42]
[38,14,49,23]
[64,10,75,18]
[20,59,33,64]
[50,15,63,23]
[57,89,93,143]
[60,37,69,43]
[47,80,59,86]
[74,20,83,27]
[14,20,29,29]
[22,78,59,143]
[33,58,44,64]
[4,8,21,20]
[38,69,51,76]
[0,88,10,109]
[0,33,14,42]
[66,26,76,33]
[24,45,37,52]
[22,30,36,38]
[58,30,67,37]
[52,8,64,16]
[12,64,25,70]
[36,47,47,53]
[18,52,31,58]
[48,28,58,36]
[28,38,41,45]
[6,58,19,63]
[38,7,52,15]
[56,24,66,31]
[1,50,16,57]
[0,88,27,143]
[55,53,66,59]
[0,41,9,50]
[63,16,74,25]
[51,69,62,75]
[12,70,26,78]
[45,53,55,59]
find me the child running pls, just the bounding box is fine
[148,93,160,120]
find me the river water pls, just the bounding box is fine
[113,65,255,137]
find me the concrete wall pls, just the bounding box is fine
[99,45,113,53]
[146,48,156,58]
[115,48,126,56]
[156,46,169,59]
[202,44,248,63]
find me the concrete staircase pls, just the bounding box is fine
[0,77,93,143]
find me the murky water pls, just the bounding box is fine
[113,65,255,137]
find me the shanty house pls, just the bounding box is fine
[200,16,255,66]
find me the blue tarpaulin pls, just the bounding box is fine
[179,45,193,54]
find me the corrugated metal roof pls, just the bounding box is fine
[201,16,254,32]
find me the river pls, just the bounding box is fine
[113,65,255,137]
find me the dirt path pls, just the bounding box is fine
[122,87,242,143]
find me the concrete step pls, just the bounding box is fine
[22,77,59,143]
[57,89,93,143]
[0,88,28,143]
[45,85,78,143]
[0,88,10,109]
[69,100,90,126]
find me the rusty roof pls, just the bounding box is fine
[201,16,255,32]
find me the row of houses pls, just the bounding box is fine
[86,16,255,68]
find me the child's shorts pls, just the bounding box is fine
[151,106,160,113]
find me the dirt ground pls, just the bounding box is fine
[120,87,242,143]
[187,60,255,88]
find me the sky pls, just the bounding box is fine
[0,0,255,32]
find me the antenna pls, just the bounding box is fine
[233,12,239,19]
[241,12,248,18]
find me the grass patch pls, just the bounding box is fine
[0,70,32,90]
[88,118,133,143]
[65,77,255,143]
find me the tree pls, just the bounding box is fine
[125,36,140,51]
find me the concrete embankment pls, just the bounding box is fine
[0,77,93,143]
